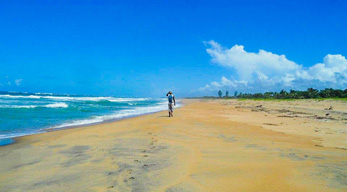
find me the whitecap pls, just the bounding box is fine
[0,102,68,109]
[0,94,41,99]
[49,101,180,129]
[1,105,37,108]
[0,94,150,102]
[44,103,69,108]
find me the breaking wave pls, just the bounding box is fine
[0,102,68,109]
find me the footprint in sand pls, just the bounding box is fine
[143,164,148,167]
[129,177,135,180]
[142,150,146,153]
[134,160,140,163]
[144,155,148,157]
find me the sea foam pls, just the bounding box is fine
[0,94,149,102]
[0,102,68,109]
[49,101,175,129]
[0,92,171,146]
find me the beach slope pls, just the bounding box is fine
[0,99,346,191]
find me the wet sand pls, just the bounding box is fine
[0,99,346,191]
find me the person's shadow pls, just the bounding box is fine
[158,115,170,118]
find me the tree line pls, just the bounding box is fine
[217,88,347,99]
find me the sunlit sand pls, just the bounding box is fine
[0,99,346,191]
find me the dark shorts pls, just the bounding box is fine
[168,103,174,112]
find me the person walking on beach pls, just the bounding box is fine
[166,91,176,117]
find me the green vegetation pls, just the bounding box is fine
[225,91,229,98]
[218,90,223,98]
[217,88,347,100]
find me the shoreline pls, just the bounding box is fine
[0,99,346,191]
[0,103,181,147]
[11,107,165,146]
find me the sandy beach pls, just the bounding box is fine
[0,99,346,192]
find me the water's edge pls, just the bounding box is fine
[0,104,181,147]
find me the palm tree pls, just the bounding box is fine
[218,90,223,98]
[307,88,319,98]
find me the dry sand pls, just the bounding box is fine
[0,99,346,192]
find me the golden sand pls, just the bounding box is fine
[0,99,346,191]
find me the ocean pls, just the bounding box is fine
[0,92,169,146]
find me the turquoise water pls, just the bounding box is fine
[0,92,168,146]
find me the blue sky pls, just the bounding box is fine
[1,0,346,97]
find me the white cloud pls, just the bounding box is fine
[301,54,347,82]
[198,41,347,94]
[211,81,221,87]
[206,40,301,81]
[15,79,23,86]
